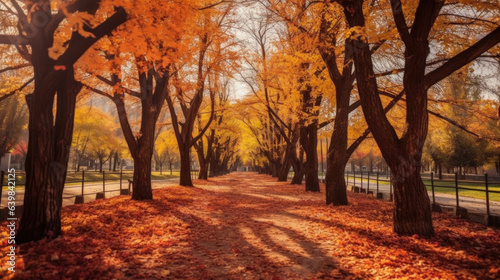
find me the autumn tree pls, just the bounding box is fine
[336,0,500,235]
[206,88,242,177]
[0,95,28,159]
[0,0,127,243]
[193,76,231,179]
[240,11,305,183]
[155,129,180,175]
[166,2,238,186]
[81,0,200,199]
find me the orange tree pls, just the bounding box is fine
[82,0,194,199]
[165,1,238,186]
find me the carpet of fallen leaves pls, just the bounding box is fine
[1,172,499,279]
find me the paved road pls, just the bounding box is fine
[0,178,180,208]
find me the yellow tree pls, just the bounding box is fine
[166,1,238,186]
[155,129,179,175]
[72,106,123,172]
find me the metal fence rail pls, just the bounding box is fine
[344,171,500,217]
[0,170,197,211]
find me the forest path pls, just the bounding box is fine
[3,172,499,279]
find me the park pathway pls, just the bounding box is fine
[3,172,499,279]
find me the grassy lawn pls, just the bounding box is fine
[422,179,500,202]
[344,175,500,202]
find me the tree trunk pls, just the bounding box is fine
[179,145,193,186]
[326,158,348,206]
[325,81,350,205]
[18,70,80,244]
[277,160,290,181]
[302,124,320,192]
[392,165,433,236]
[132,149,153,200]
[291,170,304,184]
[113,152,119,171]
[198,158,208,180]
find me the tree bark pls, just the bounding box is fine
[301,123,320,192]
[132,148,153,200]
[179,145,193,186]
[18,69,80,244]
[392,164,433,235]
[325,158,348,206]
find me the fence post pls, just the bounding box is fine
[0,171,4,206]
[455,173,459,208]
[376,172,379,194]
[361,171,363,190]
[367,171,370,194]
[431,172,435,204]
[346,171,349,186]
[120,169,123,191]
[353,170,356,187]
[485,173,490,216]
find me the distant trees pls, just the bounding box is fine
[154,129,179,175]
[166,2,238,186]
[0,95,28,159]
[72,106,125,172]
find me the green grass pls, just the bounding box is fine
[345,175,500,202]
[422,179,500,202]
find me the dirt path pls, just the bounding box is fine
[1,172,499,279]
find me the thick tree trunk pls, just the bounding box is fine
[326,158,348,206]
[132,149,153,200]
[18,70,80,244]
[277,160,290,182]
[179,146,193,186]
[325,83,350,205]
[302,124,320,192]
[291,170,303,184]
[198,159,208,180]
[113,152,119,171]
[392,165,433,235]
